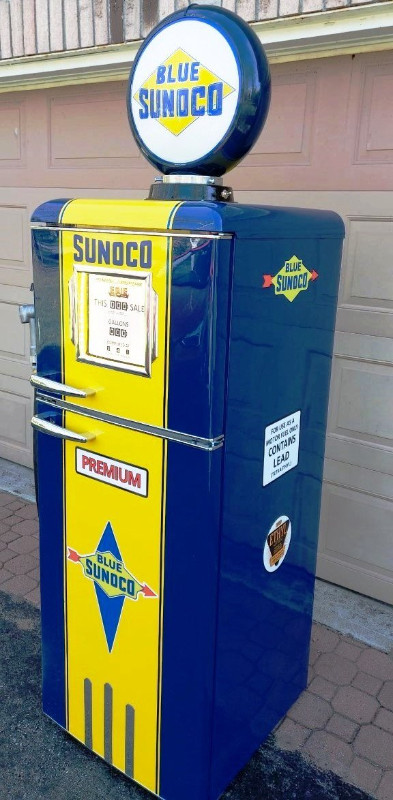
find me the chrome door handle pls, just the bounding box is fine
[19,303,37,369]
[31,375,95,398]
[31,415,95,443]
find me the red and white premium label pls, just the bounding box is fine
[76,448,148,497]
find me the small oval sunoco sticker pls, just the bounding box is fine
[263,516,291,572]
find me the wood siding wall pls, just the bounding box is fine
[0,0,384,60]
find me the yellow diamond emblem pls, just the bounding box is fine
[133,48,235,136]
[263,256,319,303]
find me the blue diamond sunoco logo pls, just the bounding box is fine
[133,47,235,137]
[68,522,157,652]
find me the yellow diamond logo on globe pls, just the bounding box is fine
[133,48,235,136]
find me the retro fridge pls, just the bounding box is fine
[26,5,345,800]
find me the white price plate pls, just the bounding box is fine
[70,267,157,376]
[87,273,148,369]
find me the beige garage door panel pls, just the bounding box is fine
[329,359,393,446]
[233,50,393,192]
[0,99,25,166]
[0,83,154,190]
[325,432,393,478]
[0,280,34,467]
[341,218,393,310]
[0,203,31,288]
[318,483,393,601]
[0,370,32,468]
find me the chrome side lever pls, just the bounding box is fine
[31,415,95,443]
[31,375,96,398]
[19,301,37,369]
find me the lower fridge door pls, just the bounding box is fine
[35,402,224,800]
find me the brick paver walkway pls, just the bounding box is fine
[276,626,393,799]
[0,490,39,606]
[0,488,392,799]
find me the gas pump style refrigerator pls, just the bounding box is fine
[31,195,344,800]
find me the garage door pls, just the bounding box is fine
[0,51,392,604]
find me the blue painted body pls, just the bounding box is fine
[32,198,344,800]
[168,235,232,437]
[32,210,67,728]
[158,202,344,800]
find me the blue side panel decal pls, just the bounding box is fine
[159,441,223,800]
[36,402,66,728]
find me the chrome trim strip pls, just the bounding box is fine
[31,374,95,398]
[31,414,95,443]
[30,223,232,239]
[36,393,224,451]
[162,174,223,185]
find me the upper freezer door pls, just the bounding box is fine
[32,199,233,440]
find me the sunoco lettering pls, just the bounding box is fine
[138,83,223,120]
[81,454,141,488]
[85,558,136,598]
[276,273,308,292]
[73,235,152,268]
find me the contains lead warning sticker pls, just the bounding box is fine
[263,516,292,573]
[263,410,301,486]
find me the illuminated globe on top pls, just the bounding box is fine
[127,5,271,177]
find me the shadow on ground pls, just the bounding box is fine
[0,591,373,800]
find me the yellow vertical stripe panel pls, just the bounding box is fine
[61,199,179,793]
[65,417,164,791]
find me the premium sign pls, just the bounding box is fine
[129,20,240,165]
[76,448,148,496]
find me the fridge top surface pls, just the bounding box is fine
[31,198,345,240]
